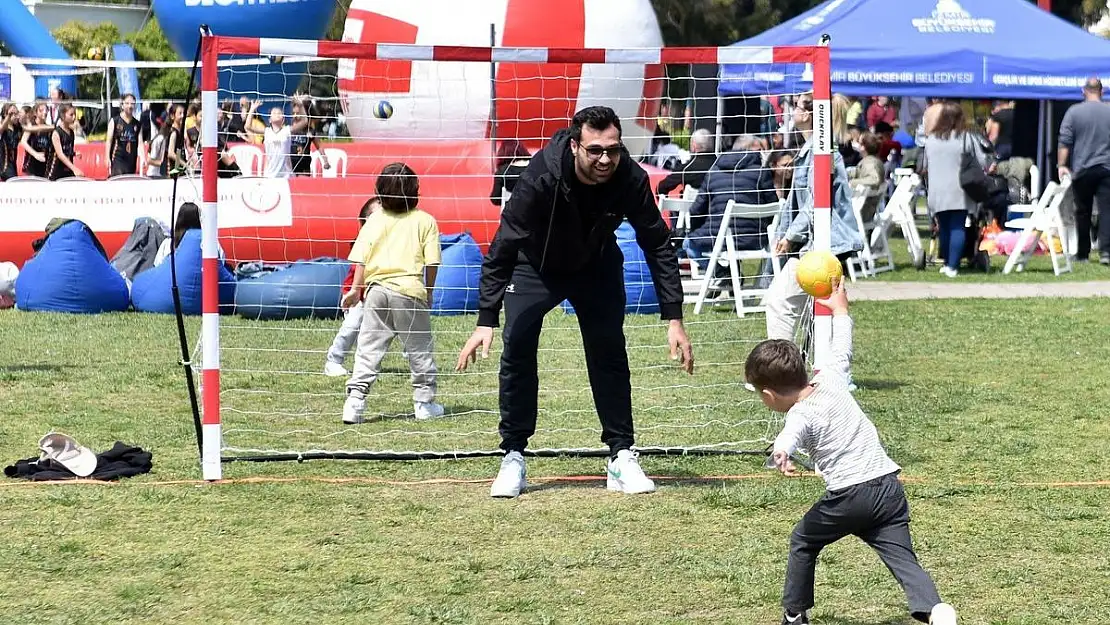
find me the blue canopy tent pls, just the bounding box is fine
[720,0,1110,100]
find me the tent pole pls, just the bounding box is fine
[714,65,724,154]
[1046,101,1055,177]
[1036,100,1046,185]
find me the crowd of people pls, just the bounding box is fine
[0,92,335,181]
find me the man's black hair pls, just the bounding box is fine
[570,106,622,143]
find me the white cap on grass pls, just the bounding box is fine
[39,433,98,478]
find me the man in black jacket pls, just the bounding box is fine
[656,128,716,196]
[456,106,694,499]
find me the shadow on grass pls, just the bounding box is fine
[819,616,914,625]
[853,379,907,392]
[0,364,73,373]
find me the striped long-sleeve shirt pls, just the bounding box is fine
[773,315,900,491]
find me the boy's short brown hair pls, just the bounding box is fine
[376,162,420,214]
[744,339,809,393]
[859,132,881,156]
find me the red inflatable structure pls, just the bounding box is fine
[0,139,669,267]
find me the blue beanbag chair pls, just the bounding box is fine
[235,258,350,321]
[131,230,236,315]
[16,221,130,314]
[432,233,483,316]
[562,222,660,316]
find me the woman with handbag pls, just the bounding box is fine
[919,102,989,277]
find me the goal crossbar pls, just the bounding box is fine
[197,34,832,481]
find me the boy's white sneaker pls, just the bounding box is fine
[929,603,957,625]
[606,449,656,494]
[342,390,366,424]
[414,401,445,421]
[324,361,349,377]
[490,451,527,498]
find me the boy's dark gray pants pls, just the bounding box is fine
[783,472,942,621]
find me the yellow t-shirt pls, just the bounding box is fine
[348,209,442,302]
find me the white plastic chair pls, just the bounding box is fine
[312,147,348,178]
[228,144,264,176]
[846,181,893,280]
[693,199,782,317]
[7,176,48,182]
[1003,177,1072,276]
[1029,164,1042,202]
[659,187,701,300]
[108,174,150,181]
[876,174,925,269]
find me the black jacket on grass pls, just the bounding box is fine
[477,128,683,327]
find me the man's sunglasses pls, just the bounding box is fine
[580,144,623,159]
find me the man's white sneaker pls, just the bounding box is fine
[606,449,656,494]
[490,451,526,498]
[929,603,957,625]
[342,390,366,424]
[414,401,445,421]
[324,360,349,377]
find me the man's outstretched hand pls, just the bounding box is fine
[667,319,694,375]
[455,326,494,372]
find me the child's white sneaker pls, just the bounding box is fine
[606,449,656,494]
[490,451,526,498]
[929,603,957,625]
[324,360,349,377]
[342,390,366,424]
[414,401,445,421]
[940,266,959,278]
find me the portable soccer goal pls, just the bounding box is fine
[193,34,834,479]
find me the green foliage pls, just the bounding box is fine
[48,18,190,102]
[650,0,825,46]
[50,20,121,99]
[123,19,190,100]
[1042,0,1109,26]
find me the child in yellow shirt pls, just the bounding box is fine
[341,163,443,423]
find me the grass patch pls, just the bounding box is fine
[0,299,1108,624]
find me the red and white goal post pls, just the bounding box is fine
[197,34,832,480]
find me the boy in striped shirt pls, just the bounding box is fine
[745,282,957,625]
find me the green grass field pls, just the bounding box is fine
[1,298,1109,624]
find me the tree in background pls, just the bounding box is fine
[125,19,190,101]
[50,18,189,104]
[1042,0,1109,27]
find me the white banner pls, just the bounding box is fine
[0,177,294,233]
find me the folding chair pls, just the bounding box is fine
[659,188,701,302]
[693,199,782,317]
[228,144,264,176]
[845,182,893,280]
[312,147,348,178]
[876,174,925,269]
[1003,178,1072,276]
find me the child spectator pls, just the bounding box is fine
[47,104,82,180]
[848,132,886,226]
[341,163,444,423]
[324,197,382,377]
[20,103,52,178]
[744,283,957,625]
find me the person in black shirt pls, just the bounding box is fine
[47,104,82,180]
[656,128,717,196]
[290,97,329,176]
[106,93,142,177]
[20,103,53,178]
[222,100,246,143]
[456,106,693,499]
[489,139,531,206]
[0,104,21,180]
[986,100,1015,161]
[186,107,241,178]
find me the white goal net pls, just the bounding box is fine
[0,38,826,475]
